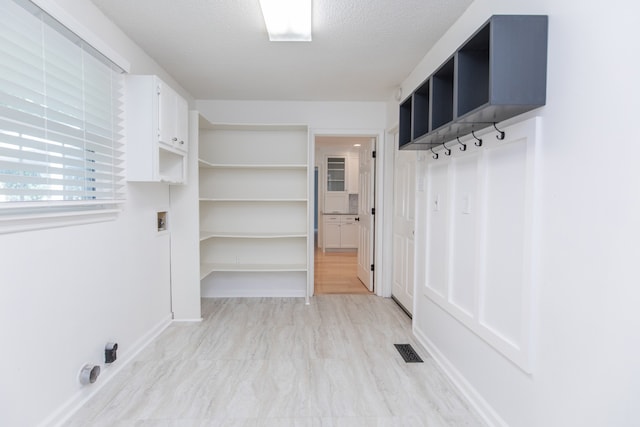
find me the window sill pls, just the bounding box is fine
[0,201,123,235]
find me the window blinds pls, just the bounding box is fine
[0,0,124,205]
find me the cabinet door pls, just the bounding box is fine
[174,94,189,152]
[158,82,188,152]
[324,222,341,248]
[340,220,358,248]
[157,80,177,146]
[326,157,346,191]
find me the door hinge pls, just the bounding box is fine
[370,264,375,272]
[372,150,376,158]
[371,208,375,215]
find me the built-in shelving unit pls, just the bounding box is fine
[198,123,310,299]
[399,15,548,150]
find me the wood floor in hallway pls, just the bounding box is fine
[314,248,371,295]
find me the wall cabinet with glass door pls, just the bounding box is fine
[326,156,346,191]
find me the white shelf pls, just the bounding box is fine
[200,231,306,241]
[198,159,306,169]
[199,198,307,203]
[200,263,307,279]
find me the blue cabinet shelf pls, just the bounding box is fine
[399,15,548,150]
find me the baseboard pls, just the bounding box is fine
[40,314,173,427]
[200,271,307,298]
[413,325,508,427]
[201,288,307,298]
[171,317,203,323]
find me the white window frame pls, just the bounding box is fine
[0,0,131,234]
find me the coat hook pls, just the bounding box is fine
[472,130,482,147]
[442,141,452,156]
[493,123,505,140]
[430,146,439,160]
[456,136,467,151]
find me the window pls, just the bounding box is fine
[0,0,124,219]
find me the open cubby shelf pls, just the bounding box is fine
[399,15,548,150]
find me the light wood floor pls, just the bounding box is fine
[66,296,485,426]
[314,247,372,295]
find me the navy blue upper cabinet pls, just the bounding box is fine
[399,15,548,150]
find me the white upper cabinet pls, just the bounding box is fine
[126,75,188,184]
[326,156,346,192]
[158,81,188,153]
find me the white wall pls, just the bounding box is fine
[196,100,393,297]
[399,0,640,426]
[49,0,194,105]
[196,100,386,130]
[0,1,195,426]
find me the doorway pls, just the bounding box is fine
[313,135,375,295]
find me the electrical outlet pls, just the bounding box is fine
[105,342,118,364]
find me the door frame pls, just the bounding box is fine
[308,128,389,298]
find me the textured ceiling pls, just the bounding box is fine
[89,0,472,101]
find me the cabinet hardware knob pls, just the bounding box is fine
[172,137,178,142]
[180,140,184,144]
[355,217,360,221]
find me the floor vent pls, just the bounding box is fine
[394,344,423,363]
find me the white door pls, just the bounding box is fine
[357,138,375,291]
[392,136,416,314]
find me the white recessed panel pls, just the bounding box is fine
[407,238,415,298]
[449,154,479,315]
[426,163,448,296]
[393,234,405,294]
[481,139,527,344]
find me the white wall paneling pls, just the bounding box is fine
[425,161,449,297]
[392,0,640,425]
[449,153,480,316]
[421,117,540,373]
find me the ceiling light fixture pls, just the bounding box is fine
[354,144,361,147]
[259,0,312,42]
